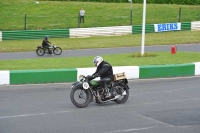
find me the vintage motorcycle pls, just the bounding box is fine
[70,72,129,108]
[36,44,62,56]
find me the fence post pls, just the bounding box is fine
[24,14,26,30]
[130,0,132,25]
[178,7,181,22]
[78,12,80,28]
[130,9,132,25]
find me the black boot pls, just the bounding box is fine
[104,87,111,98]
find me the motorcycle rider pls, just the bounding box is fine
[89,56,114,98]
[42,36,52,54]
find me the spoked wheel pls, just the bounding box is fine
[36,48,45,56]
[53,47,62,55]
[70,86,92,108]
[114,84,129,104]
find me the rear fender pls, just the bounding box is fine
[114,79,130,89]
[124,78,128,84]
[123,79,130,89]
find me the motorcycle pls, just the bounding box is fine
[70,73,129,108]
[36,44,62,56]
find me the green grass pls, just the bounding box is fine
[0,30,200,52]
[0,0,200,71]
[0,52,200,70]
[0,0,199,30]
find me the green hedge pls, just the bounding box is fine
[39,0,200,5]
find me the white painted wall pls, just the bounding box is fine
[77,66,139,81]
[0,71,10,85]
[194,62,200,75]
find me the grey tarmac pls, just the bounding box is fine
[0,44,200,60]
[0,77,200,133]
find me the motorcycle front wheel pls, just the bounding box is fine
[70,86,92,108]
[36,48,45,56]
[53,47,62,55]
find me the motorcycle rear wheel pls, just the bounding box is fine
[36,48,45,56]
[70,86,92,108]
[114,84,129,104]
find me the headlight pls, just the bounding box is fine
[83,82,89,89]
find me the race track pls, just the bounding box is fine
[0,44,200,60]
[0,77,200,133]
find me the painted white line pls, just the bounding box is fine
[164,91,173,93]
[0,110,72,119]
[132,98,200,107]
[100,98,200,110]
[129,86,199,97]
[0,98,199,120]
[110,126,155,133]
[1,82,73,87]
[169,98,200,103]
[133,75,200,81]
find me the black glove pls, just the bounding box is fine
[92,73,99,79]
[87,75,93,80]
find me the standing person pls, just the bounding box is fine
[80,8,85,23]
[88,56,114,98]
[42,36,52,54]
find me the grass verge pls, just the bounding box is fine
[0,0,200,30]
[0,31,200,53]
[0,52,200,70]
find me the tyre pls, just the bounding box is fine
[70,86,92,108]
[36,48,45,56]
[53,47,62,55]
[114,84,129,104]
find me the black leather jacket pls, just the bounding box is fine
[42,38,50,47]
[93,61,114,80]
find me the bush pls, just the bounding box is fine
[133,52,157,58]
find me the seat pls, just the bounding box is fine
[104,78,112,84]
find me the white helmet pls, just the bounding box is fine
[93,56,103,67]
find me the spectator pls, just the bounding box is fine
[80,8,85,23]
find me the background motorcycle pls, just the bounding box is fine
[70,73,129,108]
[36,44,62,56]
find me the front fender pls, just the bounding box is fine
[72,81,94,96]
[71,82,82,89]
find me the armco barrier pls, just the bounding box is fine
[181,22,191,31]
[70,26,132,38]
[0,63,200,85]
[2,29,70,40]
[1,21,195,40]
[0,31,2,41]
[132,24,154,34]
[191,21,200,31]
